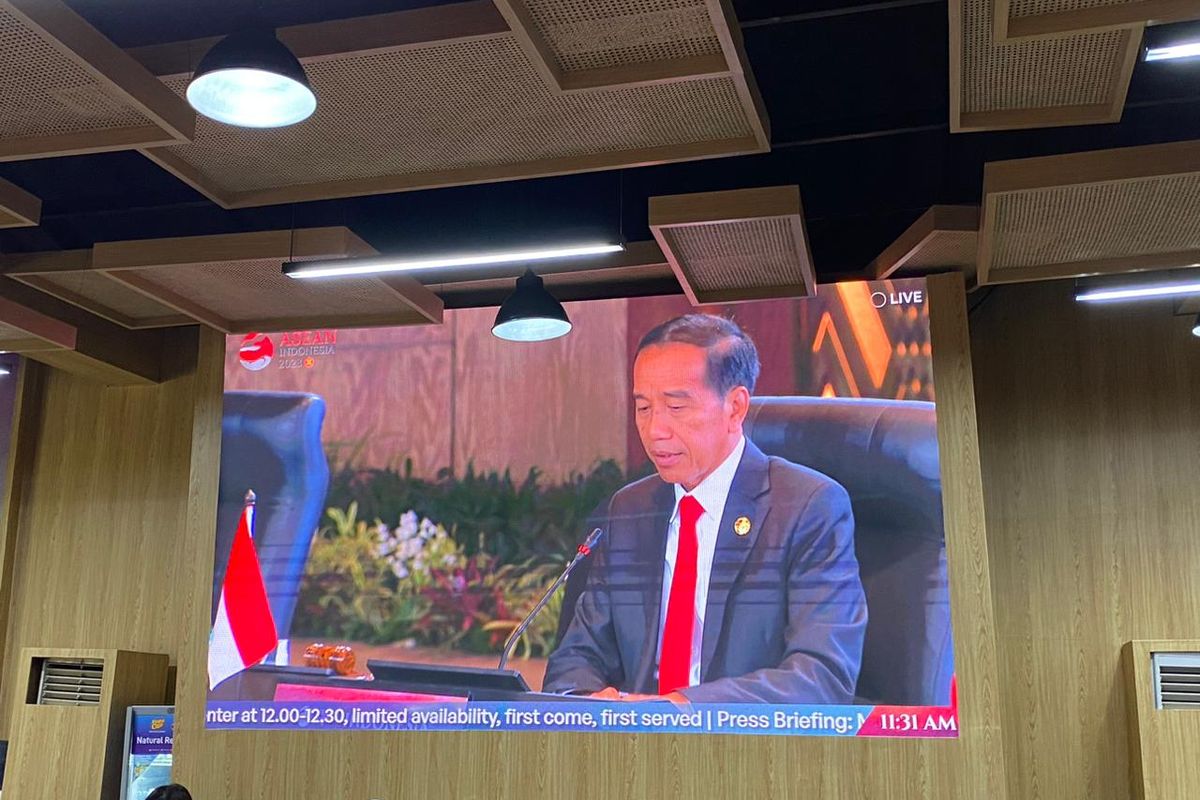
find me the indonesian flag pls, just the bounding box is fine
[208,500,278,690]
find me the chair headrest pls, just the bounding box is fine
[745,397,942,542]
[223,391,327,449]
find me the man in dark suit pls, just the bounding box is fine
[543,314,867,704]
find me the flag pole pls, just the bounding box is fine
[244,489,256,538]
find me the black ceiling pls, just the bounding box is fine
[3,1,1200,277]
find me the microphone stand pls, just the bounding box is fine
[498,528,603,670]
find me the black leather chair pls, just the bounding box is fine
[745,397,951,705]
[557,396,952,706]
[214,392,330,639]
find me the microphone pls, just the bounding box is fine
[498,527,603,670]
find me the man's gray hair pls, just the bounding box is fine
[636,314,760,395]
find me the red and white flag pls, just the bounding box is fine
[208,497,278,690]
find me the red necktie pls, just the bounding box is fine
[659,494,704,694]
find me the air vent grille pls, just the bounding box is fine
[36,659,103,706]
[1152,652,1200,710]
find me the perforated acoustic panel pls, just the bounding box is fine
[979,141,1200,284]
[142,34,758,208]
[870,206,980,284]
[112,258,429,334]
[129,0,758,206]
[11,267,189,329]
[7,228,443,333]
[0,0,192,160]
[521,0,722,73]
[951,0,1142,131]
[649,185,815,304]
[999,0,1200,39]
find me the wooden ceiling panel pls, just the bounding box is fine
[7,248,200,329]
[422,239,679,307]
[0,177,39,227]
[0,293,74,352]
[6,228,443,333]
[979,140,1200,284]
[494,0,731,89]
[950,0,1142,132]
[0,0,192,161]
[649,185,815,304]
[997,0,1200,40]
[130,2,767,208]
[870,206,980,285]
[92,227,442,334]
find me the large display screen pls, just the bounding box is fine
[206,278,957,738]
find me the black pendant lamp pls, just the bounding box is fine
[186,29,316,128]
[492,269,572,342]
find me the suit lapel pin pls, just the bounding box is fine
[733,516,752,537]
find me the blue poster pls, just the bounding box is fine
[123,707,174,800]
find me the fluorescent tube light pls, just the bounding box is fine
[1075,281,1200,302]
[285,243,624,279]
[1145,42,1200,61]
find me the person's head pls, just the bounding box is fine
[633,314,760,491]
[146,785,192,800]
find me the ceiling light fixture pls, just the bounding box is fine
[492,269,572,342]
[187,29,316,128]
[1145,41,1200,61]
[1192,315,1200,337]
[283,243,623,279]
[1075,279,1200,302]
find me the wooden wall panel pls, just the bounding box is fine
[0,328,215,737]
[971,280,1200,800]
[453,300,629,483]
[5,648,169,799]
[1122,640,1200,800]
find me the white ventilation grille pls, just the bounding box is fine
[1152,652,1200,710]
[36,658,103,706]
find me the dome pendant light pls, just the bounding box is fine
[492,269,572,342]
[186,29,316,128]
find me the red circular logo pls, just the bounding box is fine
[238,333,274,371]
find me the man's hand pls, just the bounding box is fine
[615,692,660,702]
[587,687,691,704]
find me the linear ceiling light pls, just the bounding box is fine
[1145,42,1200,61]
[187,29,316,128]
[1075,279,1200,302]
[283,243,624,279]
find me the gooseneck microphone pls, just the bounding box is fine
[498,527,604,670]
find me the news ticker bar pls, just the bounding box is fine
[206,701,959,739]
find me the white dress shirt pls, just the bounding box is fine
[655,435,746,688]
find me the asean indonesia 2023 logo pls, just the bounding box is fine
[238,333,274,371]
